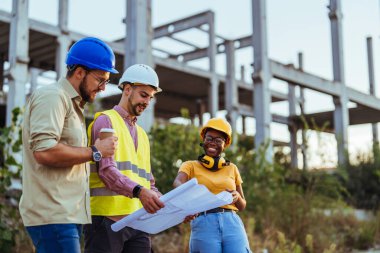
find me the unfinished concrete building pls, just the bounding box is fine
[1,0,380,168]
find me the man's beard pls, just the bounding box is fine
[79,76,93,103]
[128,95,146,116]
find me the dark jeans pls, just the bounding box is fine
[84,216,151,253]
[26,224,82,253]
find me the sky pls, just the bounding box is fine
[1,0,380,167]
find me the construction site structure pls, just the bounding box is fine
[1,0,380,168]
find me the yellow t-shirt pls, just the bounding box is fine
[179,160,243,211]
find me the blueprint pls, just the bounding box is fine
[111,178,233,234]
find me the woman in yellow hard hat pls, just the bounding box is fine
[173,118,251,253]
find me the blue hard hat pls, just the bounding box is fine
[66,37,119,74]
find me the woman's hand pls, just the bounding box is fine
[183,214,198,223]
[226,189,241,204]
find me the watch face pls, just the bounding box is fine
[93,152,102,162]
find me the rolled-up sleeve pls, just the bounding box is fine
[28,89,68,152]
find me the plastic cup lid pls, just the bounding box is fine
[100,128,115,133]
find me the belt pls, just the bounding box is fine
[199,207,233,216]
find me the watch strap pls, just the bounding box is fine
[90,145,102,163]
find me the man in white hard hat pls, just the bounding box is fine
[84,64,164,253]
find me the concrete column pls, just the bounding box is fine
[56,0,70,79]
[126,0,155,131]
[240,65,245,82]
[298,52,308,170]
[329,0,349,165]
[252,0,273,162]
[196,99,206,126]
[0,54,4,92]
[225,40,239,149]
[208,12,218,117]
[288,83,298,168]
[7,0,29,125]
[30,68,40,94]
[366,37,378,149]
[242,116,247,136]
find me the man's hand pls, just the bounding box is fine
[94,136,118,158]
[139,188,165,214]
[155,191,163,198]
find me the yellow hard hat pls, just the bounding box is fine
[200,118,232,147]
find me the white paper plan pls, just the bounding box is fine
[111,178,233,234]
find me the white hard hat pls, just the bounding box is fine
[118,64,162,92]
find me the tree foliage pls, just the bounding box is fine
[0,108,32,252]
[149,120,380,252]
[150,121,201,194]
[0,109,379,252]
[339,150,380,211]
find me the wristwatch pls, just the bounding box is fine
[133,185,143,198]
[90,145,102,162]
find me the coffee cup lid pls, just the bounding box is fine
[100,128,115,133]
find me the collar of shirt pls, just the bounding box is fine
[58,77,85,110]
[114,105,137,126]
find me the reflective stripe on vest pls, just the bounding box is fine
[87,109,151,216]
[89,162,152,182]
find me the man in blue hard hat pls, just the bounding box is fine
[19,37,119,253]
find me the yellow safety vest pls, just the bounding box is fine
[87,109,151,216]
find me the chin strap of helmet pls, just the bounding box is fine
[198,154,230,171]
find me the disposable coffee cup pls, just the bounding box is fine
[99,128,115,140]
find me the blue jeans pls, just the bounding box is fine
[190,212,251,253]
[26,224,82,253]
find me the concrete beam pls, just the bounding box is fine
[238,104,291,126]
[154,11,212,39]
[168,35,200,49]
[175,35,251,62]
[0,9,11,22]
[271,60,341,96]
[271,60,380,111]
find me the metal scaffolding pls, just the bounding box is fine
[1,0,380,167]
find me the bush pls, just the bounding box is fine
[150,121,201,194]
[0,108,33,252]
[2,112,380,252]
[149,121,380,252]
[340,154,380,210]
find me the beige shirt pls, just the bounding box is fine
[19,78,91,226]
